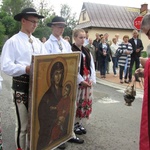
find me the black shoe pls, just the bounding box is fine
[124,80,129,84]
[74,127,83,135]
[128,79,132,83]
[74,122,79,128]
[74,123,86,134]
[134,74,141,82]
[78,125,86,134]
[120,80,123,84]
[74,122,82,135]
[68,137,84,144]
[135,78,141,82]
[58,143,66,149]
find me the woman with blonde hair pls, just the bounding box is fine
[110,37,119,76]
[72,29,96,136]
[117,35,133,83]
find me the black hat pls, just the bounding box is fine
[47,16,66,27]
[14,8,44,21]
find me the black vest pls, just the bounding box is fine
[72,43,91,76]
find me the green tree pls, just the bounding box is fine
[0,22,6,53]
[1,15,16,36]
[33,26,51,41]
[60,4,78,29]
[60,4,78,43]
[0,0,78,42]
[34,0,56,28]
[33,0,56,39]
[1,0,33,16]
[1,0,34,34]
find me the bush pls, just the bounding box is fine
[141,51,147,58]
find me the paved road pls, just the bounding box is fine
[0,73,143,150]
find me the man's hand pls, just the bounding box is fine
[136,49,140,53]
[25,66,30,74]
[135,68,144,77]
[125,50,131,55]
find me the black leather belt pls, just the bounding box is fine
[12,74,29,93]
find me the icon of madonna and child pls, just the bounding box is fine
[37,60,74,150]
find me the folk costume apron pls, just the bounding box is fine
[76,53,93,119]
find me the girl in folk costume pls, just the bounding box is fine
[72,29,96,135]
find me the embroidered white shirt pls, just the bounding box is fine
[44,34,72,54]
[1,31,47,76]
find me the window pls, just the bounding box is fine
[82,12,86,21]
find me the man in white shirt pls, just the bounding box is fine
[83,32,89,46]
[128,30,144,82]
[44,16,84,150]
[115,33,123,45]
[1,8,47,150]
[44,17,71,54]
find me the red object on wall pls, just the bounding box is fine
[133,16,143,30]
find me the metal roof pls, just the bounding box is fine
[75,2,141,29]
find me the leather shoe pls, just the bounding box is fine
[74,122,82,135]
[128,79,132,83]
[135,78,141,82]
[120,81,123,84]
[124,80,129,84]
[68,137,84,144]
[134,74,141,82]
[58,143,66,149]
[78,125,86,134]
[74,122,86,134]
[74,127,83,135]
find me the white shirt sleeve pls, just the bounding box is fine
[89,53,96,83]
[1,33,47,77]
[77,73,84,85]
[1,39,26,76]
[77,52,96,84]
[76,52,84,84]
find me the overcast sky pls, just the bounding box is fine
[0,0,148,18]
[47,0,150,17]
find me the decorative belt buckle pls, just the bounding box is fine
[15,93,21,103]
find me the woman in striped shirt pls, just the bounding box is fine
[117,35,133,83]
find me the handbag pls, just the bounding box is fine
[108,54,111,62]
[124,81,136,106]
[115,44,124,58]
[115,49,122,58]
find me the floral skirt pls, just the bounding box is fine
[76,85,93,119]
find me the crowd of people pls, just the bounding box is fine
[57,29,143,85]
[0,6,150,150]
[83,14,150,150]
[83,29,144,84]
